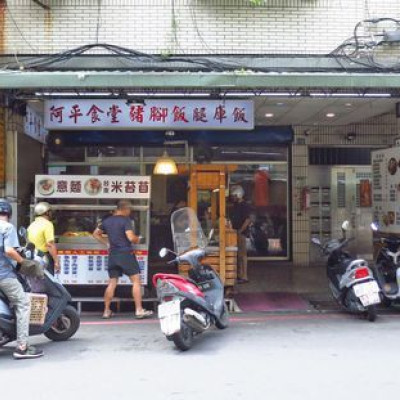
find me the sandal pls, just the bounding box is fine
[102,311,113,319]
[135,309,153,319]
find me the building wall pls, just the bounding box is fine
[291,112,400,266]
[2,0,399,55]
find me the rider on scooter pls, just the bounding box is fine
[0,199,44,360]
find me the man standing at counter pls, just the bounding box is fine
[93,200,153,319]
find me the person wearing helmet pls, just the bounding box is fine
[229,185,251,283]
[27,202,60,275]
[0,199,44,359]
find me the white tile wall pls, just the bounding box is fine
[3,0,400,54]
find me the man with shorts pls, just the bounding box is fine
[93,200,153,319]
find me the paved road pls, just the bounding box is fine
[1,311,400,400]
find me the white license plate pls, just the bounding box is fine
[158,300,181,336]
[353,281,381,306]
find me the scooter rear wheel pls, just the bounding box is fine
[172,321,193,351]
[44,305,80,341]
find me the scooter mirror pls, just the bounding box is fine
[311,237,321,246]
[341,220,350,231]
[18,227,27,240]
[159,248,168,258]
[370,222,379,232]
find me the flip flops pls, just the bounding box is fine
[135,309,153,319]
[102,311,114,319]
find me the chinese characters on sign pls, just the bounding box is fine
[25,105,48,144]
[44,100,254,130]
[35,175,151,199]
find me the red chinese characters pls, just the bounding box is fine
[138,181,149,194]
[172,106,189,123]
[193,107,208,123]
[57,180,68,193]
[129,105,144,123]
[149,107,168,123]
[214,105,227,123]
[49,106,65,123]
[69,104,83,124]
[233,107,248,123]
[86,105,104,124]
[70,180,82,194]
[107,105,122,124]
[125,181,136,194]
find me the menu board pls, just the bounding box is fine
[58,249,148,285]
[372,147,400,233]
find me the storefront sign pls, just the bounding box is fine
[372,147,400,233]
[35,175,151,199]
[58,249,148,285]
[25,105,48,144]
[44,99,254,130]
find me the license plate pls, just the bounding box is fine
[158,300,181,336]
[353,281,381,306]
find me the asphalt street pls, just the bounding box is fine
[1,311,400,400]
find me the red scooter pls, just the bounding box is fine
[152,207,229,351]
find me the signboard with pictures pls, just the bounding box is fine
[372,147,400,233]
[35,175,151,199]
[58,249,148,286]
[44,99,254,130]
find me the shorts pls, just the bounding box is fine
[107,250,140,279]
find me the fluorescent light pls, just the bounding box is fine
[126,92,211,97]
[265,113,274,118]
[35,91,115,97]
[326,113,336,118]
[310,92,392,98]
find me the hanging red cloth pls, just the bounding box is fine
[254,169,270,207]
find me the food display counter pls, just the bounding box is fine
[34,175,151,286]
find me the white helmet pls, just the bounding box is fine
[34,202,51,216]
[230,185,245,199]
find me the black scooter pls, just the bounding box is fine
[0,229,80,347]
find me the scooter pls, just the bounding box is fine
[0,228,80,347]
[152,207,229,351]
[370,222,400,307]
[311,221,381,321]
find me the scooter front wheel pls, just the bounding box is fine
[172,321,193,351]
[44,305,80,341]
[215,304,229,330]
[366,305,377,322]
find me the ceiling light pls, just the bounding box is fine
[326,113,336,118]
[265,113,274,118]
[153,150,178,175]
[345,103,353,107]
[276,102,285,106]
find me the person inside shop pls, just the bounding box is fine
[0,199,44,359]
[93,200,153,319]
[27,202,60,275]
[229,185,251,284]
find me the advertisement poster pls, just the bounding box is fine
[372,147,400,233]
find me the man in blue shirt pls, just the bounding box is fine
[0,199,44,359]
[93,200,153,319]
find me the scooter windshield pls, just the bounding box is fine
[171,207,208,255]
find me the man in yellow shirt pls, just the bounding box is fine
[27,202,60,275]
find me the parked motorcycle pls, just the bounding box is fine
[152,207,229,351]
[311,221,381,321]
[0,228,80,347]
[370,222,400,307]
